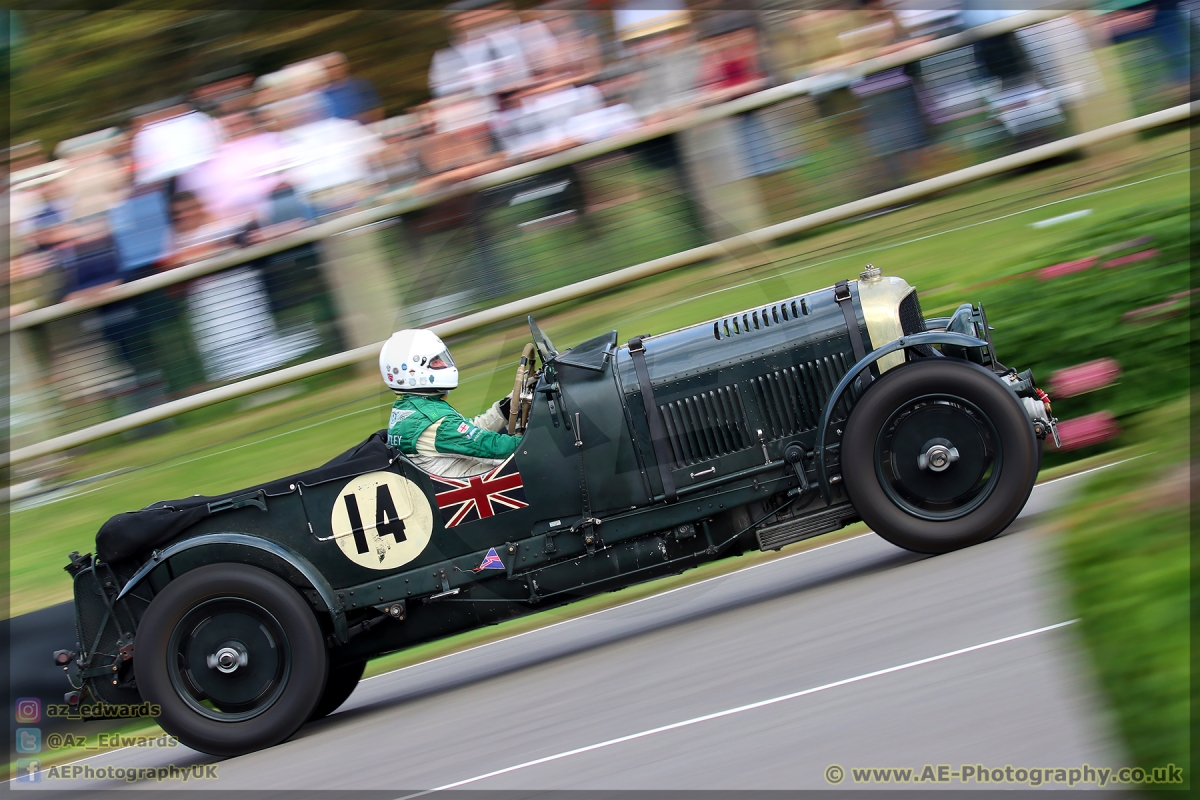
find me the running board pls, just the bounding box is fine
[756,504,859,551]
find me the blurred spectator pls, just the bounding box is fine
[619,7,702,126]
[108,172,172,280]
[99,155,179,402]
[10,143,52,252]
[526,5,603,91]
[251,184,316,245]
[1147,0,1190,88]
[320,52,384,124]
[959,6,1032,91]
[564,84,641,145]
[55,129,125,220]
[1101,0,1191,90]
[131,99,220,191]
[191,70,257,116]
[429,0,557,100]
[493,83,582,159]
[163,191,243,270]
[418,94,505,190]
[493,80,640,161]
[698,12,787,178]
[180,108,286,226]
[9,154,69,314]
[370,115,426,194]
[277,95,386,215]
[698,12,770,104]
[840,0,935,192]
[249,183,342,353]
[165,190,308,383]
[56,216,121,303]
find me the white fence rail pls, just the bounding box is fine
[7,8,1074,334]
[3,101,1190,469]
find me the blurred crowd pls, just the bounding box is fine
[7,0,1192,344]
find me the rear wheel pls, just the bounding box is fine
[309,660,366,721]
[842,359,1038,554]
[134,564,327,756]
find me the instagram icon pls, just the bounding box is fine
[15,698,41,724]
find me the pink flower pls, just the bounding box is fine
[1102,249,1159,268]
[1055,411,1120,451]
[1037,257,1097,280]
[1123,300,1179,324]
[1049,358,1121,397]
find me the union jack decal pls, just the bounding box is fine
[431,456,528,528]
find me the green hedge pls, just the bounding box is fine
[1056,398,1190,781]
[974,203,1189,457]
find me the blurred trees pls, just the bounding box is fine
[12,4,449,148]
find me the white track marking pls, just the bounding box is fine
[7,533,873,784]
[1037,455,1145,487]
[359,455,1132,685]
[1030,209,1092,228]
[634,167,1188,320]
[21,459,1127,780]
[399,620,1079,797]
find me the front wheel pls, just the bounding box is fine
[842,359,1038,554]
[134,564,327,756]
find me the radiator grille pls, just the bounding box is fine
[748,352,855,439]
[899,291,928,335]
[898,291,935,357]
[660,385,751,466]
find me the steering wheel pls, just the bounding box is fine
[508,343,537,435]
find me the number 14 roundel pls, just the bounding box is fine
[330,472,433,570]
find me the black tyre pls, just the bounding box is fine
[842,359,1038,554]
[308,660,366,721]
[134,564,327,757]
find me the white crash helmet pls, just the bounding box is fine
[380,329,458,393]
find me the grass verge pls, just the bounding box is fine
[1055,397,1190,781]
[7,129,1188,617]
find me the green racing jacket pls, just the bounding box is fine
[387,393,519,463]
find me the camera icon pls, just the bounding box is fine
[15,698,41,724]
[16,728,41,754]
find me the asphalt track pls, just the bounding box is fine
[21,470,1128,793]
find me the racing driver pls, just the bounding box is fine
[380,329,520,477]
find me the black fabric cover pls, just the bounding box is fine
[96,430,395,564]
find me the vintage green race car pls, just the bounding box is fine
[57,268,1057,756]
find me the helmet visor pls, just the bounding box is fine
[429,349,455,369]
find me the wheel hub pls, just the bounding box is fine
[918,439,959,473]
[207,643,248,674]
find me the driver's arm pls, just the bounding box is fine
[468,396,511,433]
[431,411,520,460]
